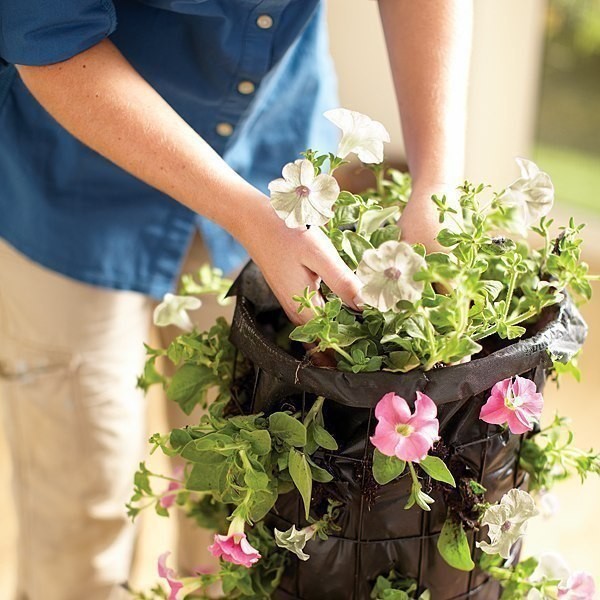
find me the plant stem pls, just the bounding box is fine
[472,307,538,341]
[408,461,420,488]
[503,267,518,320]
[375,164,385,197]
[331,343,354,364]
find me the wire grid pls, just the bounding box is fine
[235,358,529,600]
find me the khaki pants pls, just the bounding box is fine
[0,235,234,600]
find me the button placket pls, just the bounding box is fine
[216,122,234,137]
[212,2,285,151]
[237,80,256,95]
[256,14,273,29]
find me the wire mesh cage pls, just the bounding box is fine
[227,262,587,600]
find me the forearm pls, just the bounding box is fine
[17,39,264,243]
[379,0,473,188]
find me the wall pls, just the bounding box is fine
[327,0,548,186]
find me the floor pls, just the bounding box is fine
[1,246,599,597]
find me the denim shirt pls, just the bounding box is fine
[0,0,338,298]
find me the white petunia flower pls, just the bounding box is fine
[268,159,340,228]
[501,158,554,235]
[274,524,317,561]
[356,240,426,312]
[153,293,202,331]
[530,553,571,585]
[537,490,560,519]
[324,108,390,164]
[476,488,538,559]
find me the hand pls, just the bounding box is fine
[238,202,362,325]
[399,182,461,253]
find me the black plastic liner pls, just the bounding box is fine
[228,262,587,600]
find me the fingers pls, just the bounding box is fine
[303,229,363,310]
[265,266,324,327]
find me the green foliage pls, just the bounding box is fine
[437,517,475,572]
[178,263,233,304]
[126,461,189,520]
[128,583,169,599]
[520,412,600,491]
[550,351,582,384]
[288,448,313,519]
[131,154,597,599]
[289,175,594,373]
[370,571,430,600]
[138,317,242,415]
[372,449,406,485]
[482,554,552,600]
[418,455,456,487]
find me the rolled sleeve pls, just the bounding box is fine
[0,0,116,66]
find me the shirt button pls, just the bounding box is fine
[216,122,234,137]
[237,80,255,95]
[256,14,274,29]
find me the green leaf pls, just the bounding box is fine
[468,480,487,495]
[169,428,193,450]
[180,433,235,462]
[244,467,270,491]
[437,517,475,571]
[506,325,527,340]
[419,455,456,487]
[358,206,400,235]
[133,463,152,495]
[186,460,228,492]
[341,230,373,265]
[372,449,406,485]
[436,228,461,248]
[248,487,278,522]
[288,448,313,519]
[240,429,272,456]
[311,423,338,451]
[306,455,333,482]
[166,363,213,415]
[370,224,401,248]
[384,351,421,373]
[268,412,307,447]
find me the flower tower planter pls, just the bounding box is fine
[228,261,587,600]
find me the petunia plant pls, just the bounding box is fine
[128,109,600,599]
[281,113,595,373]
[370,391,456,512]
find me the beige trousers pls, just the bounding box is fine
[0,235,233,600]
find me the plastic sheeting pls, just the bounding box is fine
[228,261,587,600]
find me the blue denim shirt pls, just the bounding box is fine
[0,0,338,298]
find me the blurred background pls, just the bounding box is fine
[1,0,599,593]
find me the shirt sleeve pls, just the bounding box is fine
[0,0,117,66]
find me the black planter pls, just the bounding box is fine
[228,262,587,600]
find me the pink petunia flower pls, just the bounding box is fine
[558,571,596,600]
[370,391,439,463]
[157,552,184,600]
[479,376,544,434]
[159,466,184,509]
[157,551,207,600]
[208,516,261,568]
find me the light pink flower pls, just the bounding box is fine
[159,466,184,509]
[370,391,439,463]
[479,376,544,434]
[558,571,596,600]
[208,516,261,568]
[157,552,184,600]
